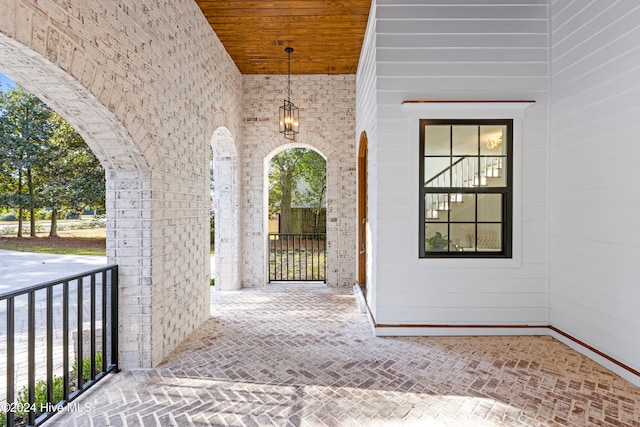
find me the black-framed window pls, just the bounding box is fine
[419,119,513,258]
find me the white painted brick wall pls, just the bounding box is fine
[240,74,357,287]
[0,0,243,368]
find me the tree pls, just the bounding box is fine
[0,86,105,237]
[40,112,105,236]
[0,86,53,236]
[296,151,326,232]
[269,148,326,234]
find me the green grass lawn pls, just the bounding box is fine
[0,226,107,256]
[0,240,106,256]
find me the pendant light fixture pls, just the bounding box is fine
[279,47,299,140]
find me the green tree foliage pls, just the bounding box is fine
[269,148,326,234]
[0,86,105,235]
[295,150,326,232]
[41,112,105,236]
[0,86,53,236]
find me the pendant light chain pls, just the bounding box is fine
[287,47,292,103]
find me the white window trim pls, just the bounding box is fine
[404,102,534,270]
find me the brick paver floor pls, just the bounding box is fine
[49,283,640,426]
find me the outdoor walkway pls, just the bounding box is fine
[49,284,639,426]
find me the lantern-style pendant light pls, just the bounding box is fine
[279,47,299,140]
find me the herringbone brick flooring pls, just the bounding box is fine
[49,284,640,426]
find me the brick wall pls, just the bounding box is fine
[240,74,357,287]
[0,0,243,368]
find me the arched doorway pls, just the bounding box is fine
[358,132,368,288]
[210,126,239,290]
[264,144,327,282]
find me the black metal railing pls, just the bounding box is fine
[1,265,118,426]
[269,233,326,282]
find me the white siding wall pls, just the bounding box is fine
[550,1,640,378]
[368,0,549,327]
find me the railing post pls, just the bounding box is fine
[76,277,84,390]
[46,286,54,411]
[27,291,35,426]
[62,280,70,401]
[101,270,108,376]
[6,297,15,427]
[111,266,119,372]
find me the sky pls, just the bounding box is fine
[0,72,16,90]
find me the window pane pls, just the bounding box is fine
[481,156,506,187]
[424,158,450,186]
[478,194,502,222]
[452,125,478,155]
[450,193,475,222]
[480,125,507,156]
[451,156,466,187]
[477,224,502,252]
[459,156,479,188]
[450,223,475,252]
[426,224,450,252]
[425,194,447,223]
[419,119,511,258]
[424,125,450,155]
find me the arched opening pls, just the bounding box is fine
[358,132,369,289]
[0,77,107,242]
[264,143,327,283]
[210,127,239,291]
[0,34,152,369]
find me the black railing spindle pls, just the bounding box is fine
[76,277,83,391]
[268,233,326,282]
[0,265,119,426]
[6,297,15,427]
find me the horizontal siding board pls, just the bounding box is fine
[550,209,640,243]
[552,68,640,117]
[552,8,640,76]
[551,108,640,149]
[377,47,548,62]
[549,266,639,311]
[376,118,410,135]
[377,4,547,19]
[377,19,547,35]
[379,0,548,4]
[377,33,548,48]
[376,90,547,106]
[552,2,638,54]
[550,0,582,26]
[377,76,547,91]
[552,70,640,118]
[376,270,547,289]
[377,306,547,324]
[379,292,546,308]
[377,62,548,77]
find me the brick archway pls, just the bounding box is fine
[0,33,155,368]
[0,0,243,368]
[254,132,344,286]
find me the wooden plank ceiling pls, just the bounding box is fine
[195,1,372,75]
